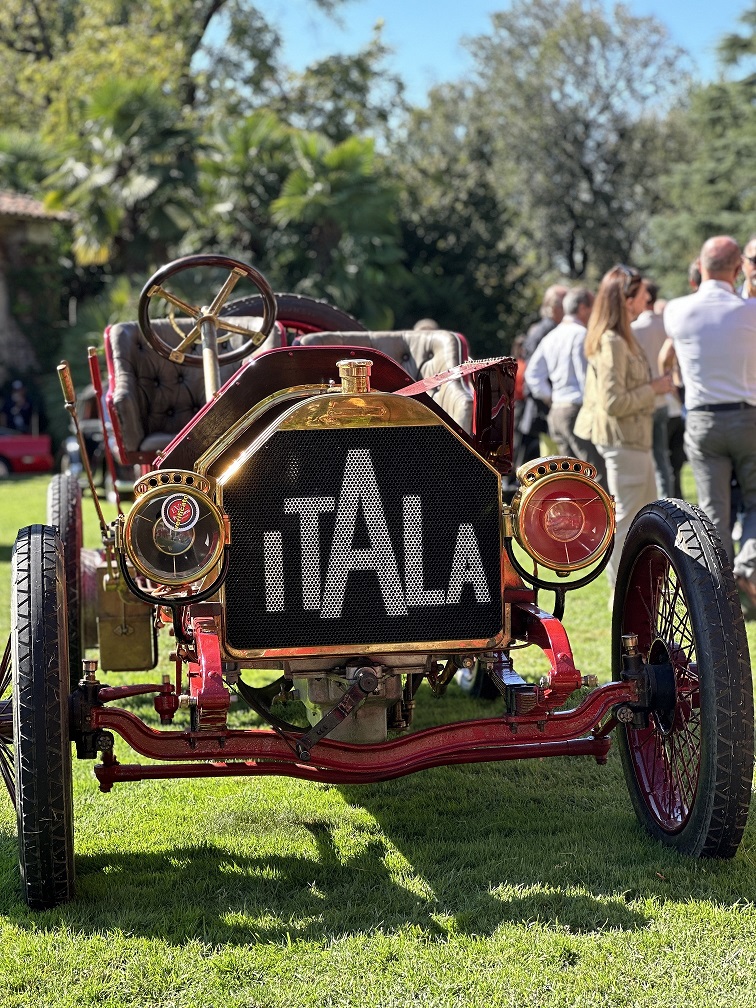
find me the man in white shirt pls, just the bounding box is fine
[662,235,756,608]
[516,284,569,467]
[524,287,606,484]
[632,279,673,497]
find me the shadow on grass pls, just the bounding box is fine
[0,698,752,945]
[0,828,649,944]
[0,762,734,944]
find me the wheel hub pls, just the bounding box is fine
[644,639,677,732]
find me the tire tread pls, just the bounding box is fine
[613,499,753,858]
[12,524,75,908]
[47,473,83,690]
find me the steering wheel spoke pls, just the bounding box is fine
[168,323,202,361]
[215,318,267,342]
[205,267,246,317]
[148,285,202,320]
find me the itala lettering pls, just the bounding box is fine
[263,448,490,616]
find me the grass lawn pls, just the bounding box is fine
[0,472,754,1007]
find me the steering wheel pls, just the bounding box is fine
[137,254,277,367]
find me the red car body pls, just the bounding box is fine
[0,427,53,475]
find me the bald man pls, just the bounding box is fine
[662,235,756,610]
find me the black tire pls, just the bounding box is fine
[12,525,75,908]
[47,473,83,690]
[612,499,754,858]
[0,457,10,477]
[222,292,366,336]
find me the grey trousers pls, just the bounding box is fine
[651,405,673,498]
[684,408,756,581]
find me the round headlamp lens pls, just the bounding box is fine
[516,475,613,571]
[124,485,224,585]
[153,520,195,556]
[542,499,586,542]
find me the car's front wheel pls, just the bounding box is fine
[613,499,754,858]
[12,525,75,908]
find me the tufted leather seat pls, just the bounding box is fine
[296,329,473,432]
[105,317,284,463]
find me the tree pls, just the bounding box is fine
[717,2,756,73]
[0,0,344,138]
[387,84,533,356]
[271,133,407,327]
[0,130,58,193]
[645,4,756,294]
[464,0,688,280]
[0,1,200,136]
[644,86,755,295]
[44,77,202,273]
[193,109,295,265]
[276,26,407,144]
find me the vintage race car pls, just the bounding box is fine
[1,255,753,909]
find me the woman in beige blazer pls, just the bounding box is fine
[574,265,674,591]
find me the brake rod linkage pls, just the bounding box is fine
[295,668,378,762]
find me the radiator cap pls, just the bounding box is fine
[337,358,373,394]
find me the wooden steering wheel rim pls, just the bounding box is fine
[137,254,277,367]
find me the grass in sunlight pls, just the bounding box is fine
[0,473,753,1008]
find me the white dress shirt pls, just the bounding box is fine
[524,315,588,406]
[663,280,756,409]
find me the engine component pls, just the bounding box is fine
[96,568,156,672]
[295,667,380,759]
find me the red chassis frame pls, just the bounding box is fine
[84,599,639,792]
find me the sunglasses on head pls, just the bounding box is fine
[616,263,641,294]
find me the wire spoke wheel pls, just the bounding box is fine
[613,500,754,857]
[12,525,75,908]
[0,637,15,804]
[623,559,700,829]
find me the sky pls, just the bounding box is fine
[265,0,753,104]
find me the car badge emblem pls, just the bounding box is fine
[162,493,200,531]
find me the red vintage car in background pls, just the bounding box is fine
[0,427,53,476]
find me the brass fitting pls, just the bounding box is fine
[338,358,373,394]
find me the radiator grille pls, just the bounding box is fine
[223,425,501,652]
